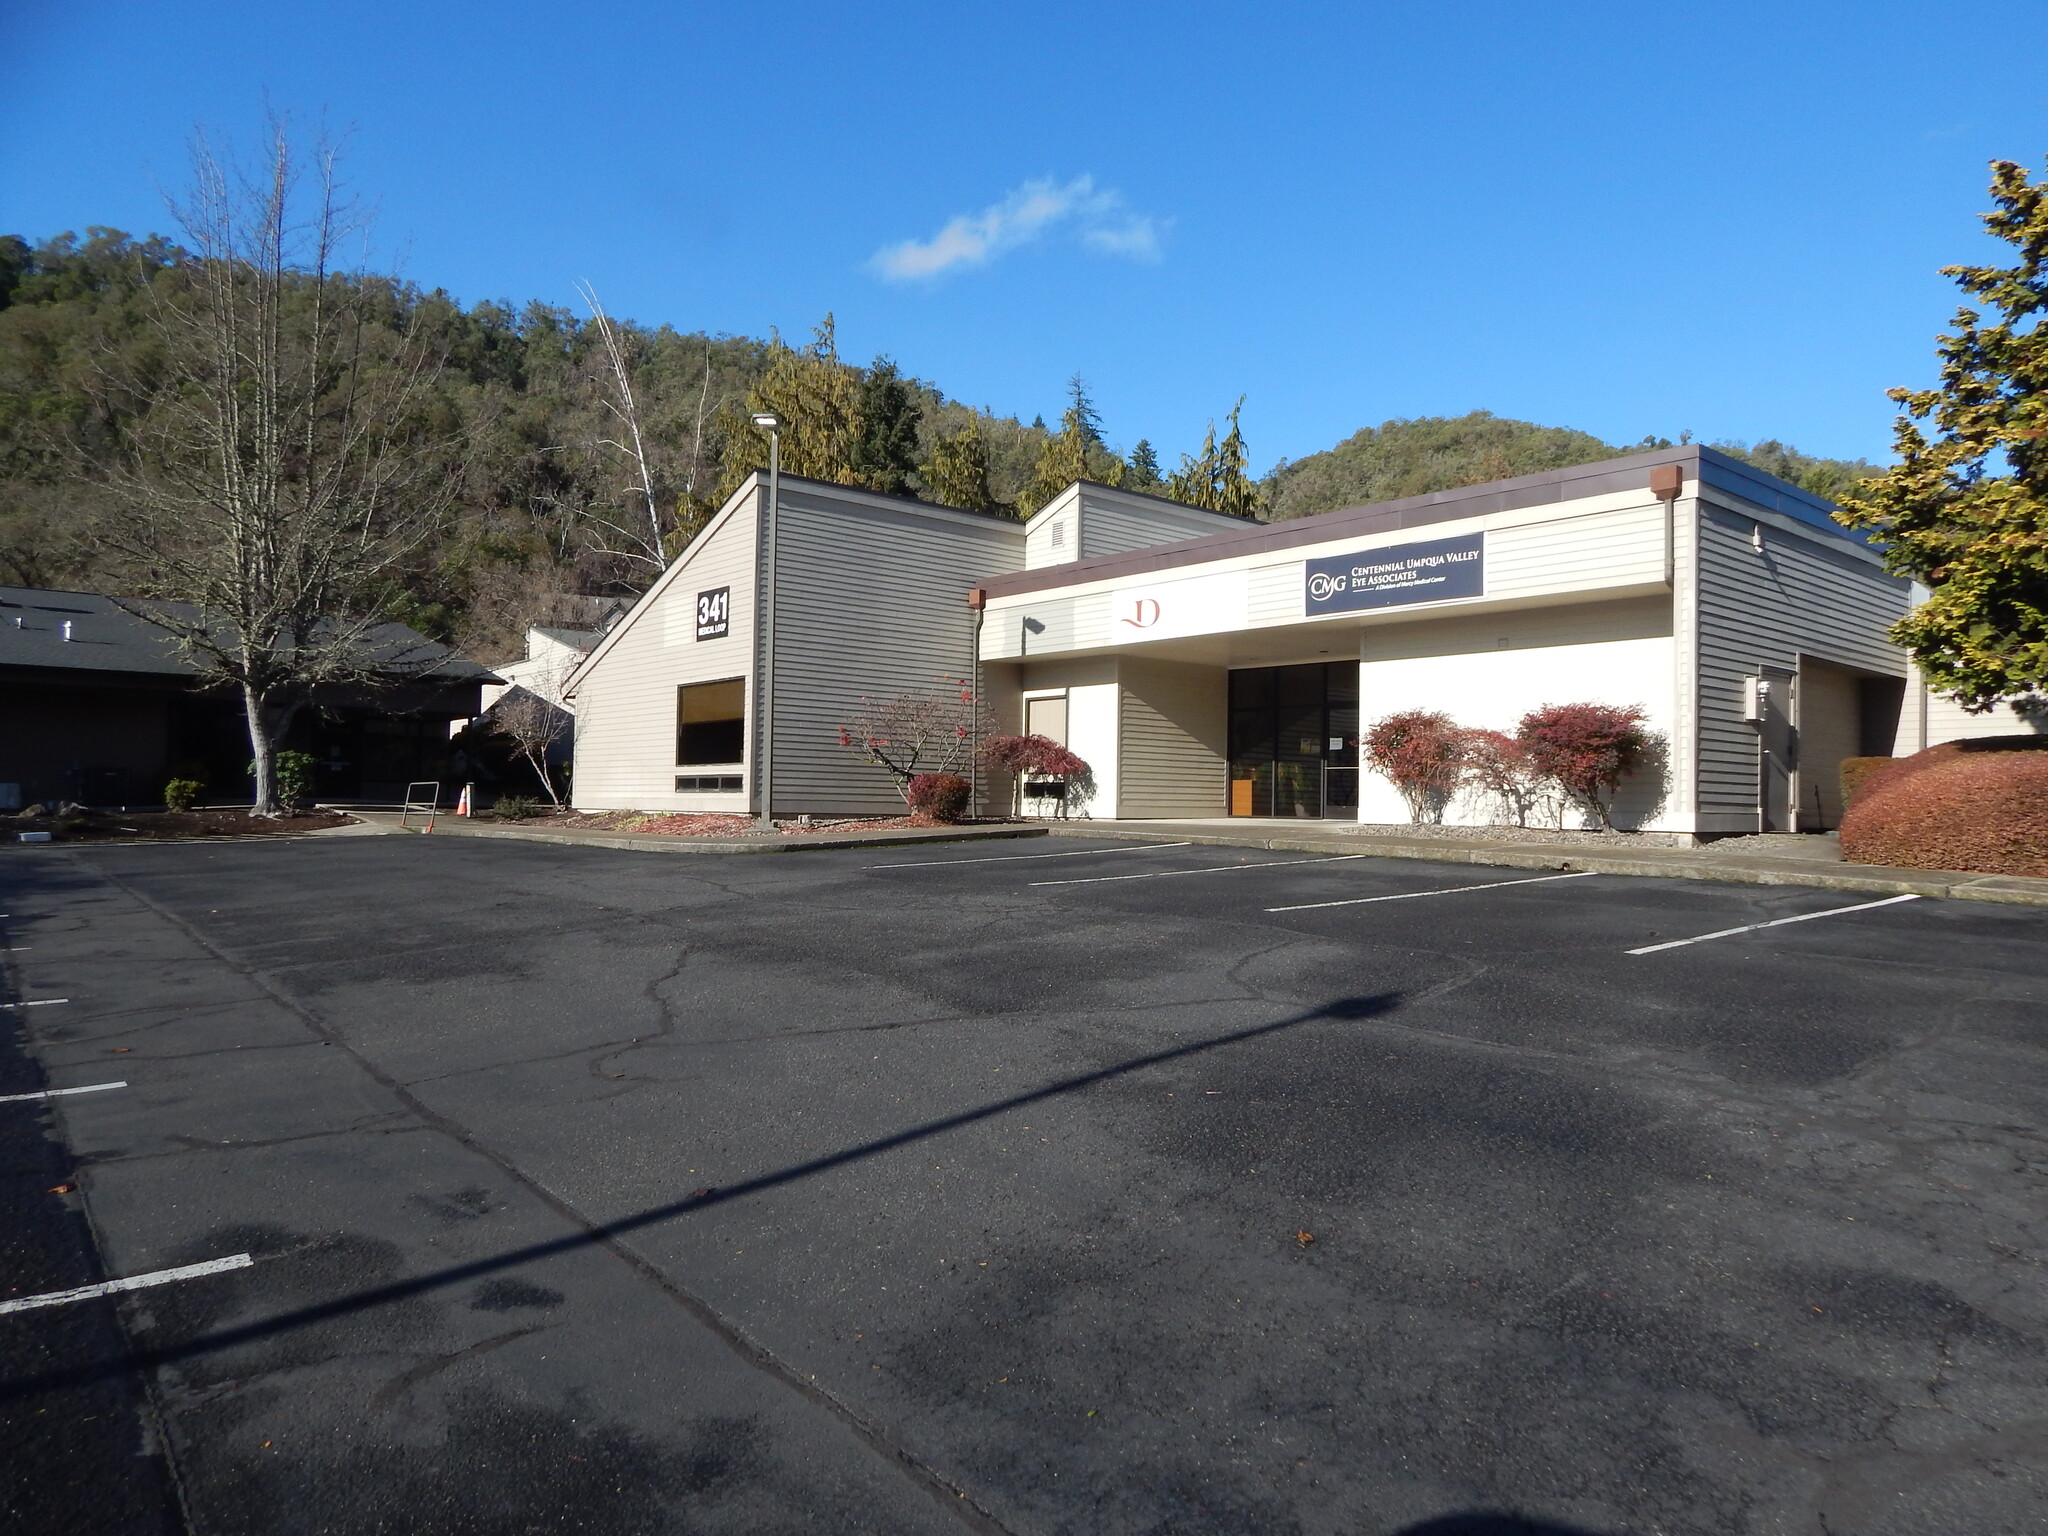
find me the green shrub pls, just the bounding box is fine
[247,750,318,805]
[493,794,543,820]
[164,778,204,813]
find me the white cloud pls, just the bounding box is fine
[870,176,1166,281]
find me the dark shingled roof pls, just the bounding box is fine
[0,587,497,683]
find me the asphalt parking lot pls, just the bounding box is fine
[3,833,2045,1536]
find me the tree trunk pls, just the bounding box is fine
[526,748,561,807]
[242,682,280,817]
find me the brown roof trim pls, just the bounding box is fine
[974,444,1857,599]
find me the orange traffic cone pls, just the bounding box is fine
[456,785,472,817]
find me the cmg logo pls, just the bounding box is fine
[1306,571,1346,602]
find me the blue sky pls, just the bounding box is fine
[4,1,2043,471]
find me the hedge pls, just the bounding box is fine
[1838,737,2048,877]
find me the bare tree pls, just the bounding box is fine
[836,679,989,802]
[488,689,571,806]
[577,282,668,573]
[95,119,460,813]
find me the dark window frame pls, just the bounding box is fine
[677,677,747,767]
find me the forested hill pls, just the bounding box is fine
[0,229,1882,659]
[1263,412,1885,522]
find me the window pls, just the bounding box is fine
[674,775,743,792]
[677,679,745,765]
[1024,694,1069,745]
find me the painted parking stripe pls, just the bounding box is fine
[1627,893,1922,955]
[1268,870,1598,912]
[1033,853,1377,887]
[869,841,1193,870]
[0,1081,126,1105]
[0,999,67,1009]
[0,1254,254,1316]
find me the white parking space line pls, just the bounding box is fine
[1268,870,1597,912]
[1627,893,1922,955]
[1032,853,1376,888]
[0,1253,254,1315]
[0,999,67,1009]
[0,1081,127,1105]
[869,841,1193,870]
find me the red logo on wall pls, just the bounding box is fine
[1120,598,1160,629]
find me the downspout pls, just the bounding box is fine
[967,587,987,815]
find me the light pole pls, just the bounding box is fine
[750,412,783,830]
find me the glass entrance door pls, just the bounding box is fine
[1228,663,1359,817]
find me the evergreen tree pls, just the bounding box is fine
[1167,422,1220,509]
[1062,374,1105,451]
[1213,398,1264,517]
[1164,399,1262,517]
[714,315,863,500]
[923,418,998,514]
[1835,158,2048,710]
[1017,377,1111,514]
[850,355,923,496]
[1125,439,1162,488]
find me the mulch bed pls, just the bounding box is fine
[7,809,357,843]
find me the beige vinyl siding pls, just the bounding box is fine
[1023,484,1084,570]
[1117,658,1228,818]
[765,485,1021,814]
[1795,657,1863,828]
[987,495,1672,657]
[1484,503,1668,601]
[571,489,759,811]
[1074,486,1249,559]
[1247,562,1300,625]
[1692,498,1910,831]
[1920,686,2047,748]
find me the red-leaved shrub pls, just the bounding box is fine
[1517,703,1651,829]
[1363,710,1468,823]
[1460,728,1545,827]
[1839,737,2048,876]
[907,772,973,824]
[978,734,1088,778]
[1839,756,1893,808]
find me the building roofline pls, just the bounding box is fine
[773,471,1024,526]
[975,444,1866,599]
[1021,479,1257,529]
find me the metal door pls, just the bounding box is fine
[1757,666,1796,832]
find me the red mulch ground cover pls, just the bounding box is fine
[8,809,357,843]
[1840,738,2048,877]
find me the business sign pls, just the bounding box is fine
[1108,569,1249,643]
[1304,533,1484,615]
[695,586,731,641]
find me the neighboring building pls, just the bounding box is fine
[476,625,605,716]
[566,447,2026,837]
[0,587,496,808]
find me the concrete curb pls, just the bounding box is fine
[1039,823,2048,908]
[351,812,1051,856]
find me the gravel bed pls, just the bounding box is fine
[1326,822,1695,849]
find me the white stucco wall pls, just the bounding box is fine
[1062,682,1121,819]
[1356,632,1680,831]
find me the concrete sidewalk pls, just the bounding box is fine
[347,809,1049,855]
[1042,818,2048,907]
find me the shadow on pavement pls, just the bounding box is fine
[3,990,1403,1397]
[1395,1516,1619,1536]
